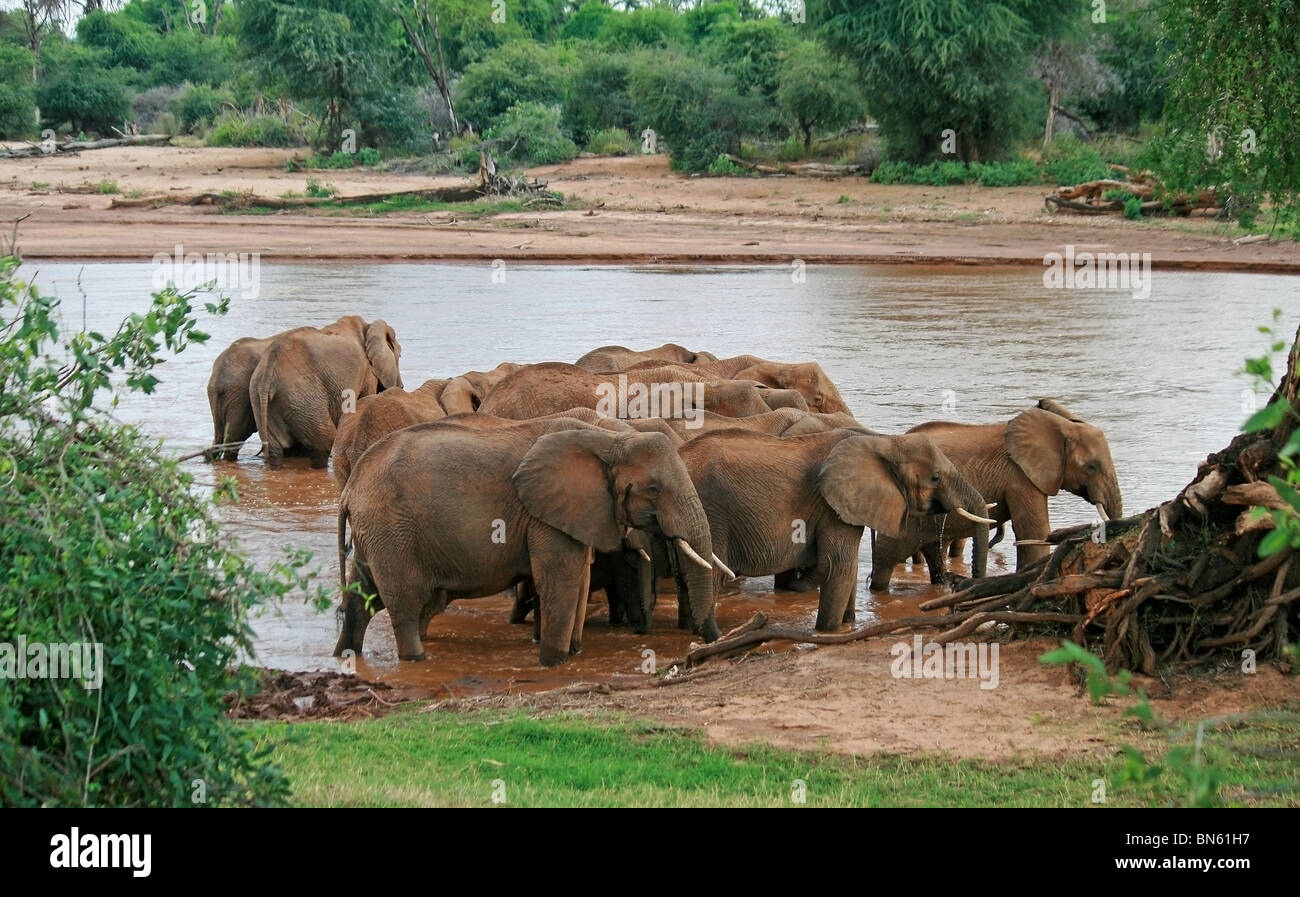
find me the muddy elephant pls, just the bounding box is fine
[575,343,718,372]
[206,335,273,461]
[477,362,774,421]
[336,417,722,664]
[869,399,1123,590]
[249,316,402,469]
[679,429,992,631]
[630,354,849,414]
[331,364,523,488]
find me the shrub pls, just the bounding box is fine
[1124,196,1143,219]
[36,42,131,136]
[0,257,322,806]
[777,137,805,162]
[585,127,635,156]
[706,153,744,175]
[485,102,578,166]
[600,7,687,49]
[563,51,641,147]
[351,86,431,154]
[455,40,570,131]
[970,159,1041,186]
[628,53,769,173]
[358,147,382,166]
[305,177,338,198]
[131,85,181,133]
[0,44,36,139]
[1042,134,1111,187]
[171,83,233,133]
[207,113,306,148]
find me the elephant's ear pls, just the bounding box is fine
[817,435,908,537]
[513,429,623,552]
[1006,409,1067,495]
[440,376,478,414]
[364,321,402,389]
[1036,397,1084,422]
[737,362,790,389]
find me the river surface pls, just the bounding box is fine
[18,261,1298,695]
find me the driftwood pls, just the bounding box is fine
[1,134,173,158]
[108,152,562,210]
[721,154,863,177]
[1046,170,1219,217]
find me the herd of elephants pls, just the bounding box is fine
[205,315,1124,666]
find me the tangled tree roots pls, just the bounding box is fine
[684,332,1300,674]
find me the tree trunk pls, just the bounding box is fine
[1043,79,1060,146]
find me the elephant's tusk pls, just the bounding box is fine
[1095,503,1110,521]
[1014,539,1052,546]
[711,553,737,581]
[675,538,713,571]
[954,507,997,525]
[987,502,998,509]
[636,548,652,563]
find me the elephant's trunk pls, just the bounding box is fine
[1098,473,1123,521]
[656,492,720,642]
[942,476,990,579]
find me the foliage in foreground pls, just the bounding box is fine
[0,256,321,806]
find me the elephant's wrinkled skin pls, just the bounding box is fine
[575,343,718,372]
[336,417,720,665]
[206,335,272,461]
[249,316,402,469]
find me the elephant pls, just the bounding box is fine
[206,335,273,461]
[629,354,849,414]
[869,398,1123,590]
[331,363,524,488]
[678,428,993,631]
[477,362,776,421]
[335,416,722,665]
[575,343,718,372]
[249,316,402,469]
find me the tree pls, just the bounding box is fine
[776,40,864,149]
[0,43,36,137]
[384,0,459,137]
[454,39,570,132]
[36,39,130,134]
[1155,0,1300,222]
[813,0,1085,161]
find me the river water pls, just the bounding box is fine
[18,261,1298,694]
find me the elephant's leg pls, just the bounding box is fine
[910,551,924,566]
[333,559,377,656]
[570,547,593,655]
[815,539,859,632]
[371,561,437,662]
[870,529,913,591]
[529,532,589,667]
[948,538,967,559]
[509,578,534,624]
[265,441,285,470]
[921,540,946,585]
[1008,492,1052,569]
[666,542,693,631]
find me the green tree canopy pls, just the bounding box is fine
[776,40,864,149]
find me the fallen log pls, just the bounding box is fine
[1,134,173,157]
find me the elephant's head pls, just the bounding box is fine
[512,429,720,641]
[758,387,810,412]
[819,433,992,557]
[738,361,848,414]
[363,319,402,390]
[1007,404,1122,521]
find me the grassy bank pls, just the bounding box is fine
[245,707,1300,808]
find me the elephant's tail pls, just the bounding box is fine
[337,495,351,592]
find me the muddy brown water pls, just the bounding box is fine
[19,261,1298,696]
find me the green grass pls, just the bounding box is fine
[243,706,1300,807]
[322,195,564,218]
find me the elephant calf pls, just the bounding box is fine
[250,315,403,469]
[206,334,273,461]
[336,417,721,665]
[678,429,992,631]
[870,399,1123,590]
[575,342,718,372]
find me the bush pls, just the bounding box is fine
[600,7,687,49]
[358,147,382,166]
[207,113,307,148]
[628,53,769,173]
[1042,134,1112,186]
[485,102,578,166]
[563,51,642,147]
[146,30,235,88]
[131,85,180,133]
[0,257,322,806]
[1124,196,1143,220]
[351,86,431,154]
[585,127,635,156]
[171,83,233,133]
[36,41,131,135]
[455,40,570,131]
[970,159,1041,186]
[305,177,338,198]
[0,44,36,139]
[706,153,744,175]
